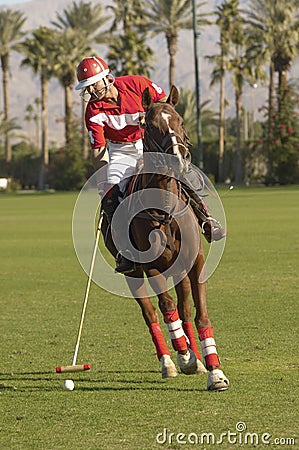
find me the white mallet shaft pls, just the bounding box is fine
[71,215,102,366]
[55,213,103,374]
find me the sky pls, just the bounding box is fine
[0,0,28,4]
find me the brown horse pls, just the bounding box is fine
[101,86,229,391]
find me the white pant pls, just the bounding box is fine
[107,139,143,193]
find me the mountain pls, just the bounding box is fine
[1,0,297,146]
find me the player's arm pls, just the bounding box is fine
[92,146,108,171]
[92,146,109,196]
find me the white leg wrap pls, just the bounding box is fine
[200,337,218,357]
[166,320,190,345]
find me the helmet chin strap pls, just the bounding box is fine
[79,75,115,103]
[93,76,115,100]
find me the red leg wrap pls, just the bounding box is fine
[198,326,220,368]
[163,309,188,352]
[149,323,170,360]
[182,322,201,360]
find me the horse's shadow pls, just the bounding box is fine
[0,369,207,392]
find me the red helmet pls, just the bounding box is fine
[75,56,110,90]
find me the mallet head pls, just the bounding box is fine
[55,364,90,373]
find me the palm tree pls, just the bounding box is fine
[20,26,57,189]
[52,0,108,44]
[107,31,154,77]
[227,4,248,184]
[33,97,41,149]
[24,104,34,144]
[176,88,197,143]
[0,9,26,166]
[207,0,240,182]
[0,113,21,138]
[52,28,92,145]
[108,0,145,33]
[176,87,219,160]
[245,0,299,182]
[24,101,41,147]
[106,0,154,77]
[52,0,109,158]
[247,0,299,98]
[217,0,259,184]
[143,0,210,89]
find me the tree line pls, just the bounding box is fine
[0,0,298,190]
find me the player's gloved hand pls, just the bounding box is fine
[99,183,120,218]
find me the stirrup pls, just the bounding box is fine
[202,217,226,243]
[115,252,136,274]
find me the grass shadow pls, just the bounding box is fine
[0,368,209,393]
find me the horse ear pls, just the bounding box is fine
[166,85,179,107]
[142,87,153,110]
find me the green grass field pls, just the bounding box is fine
[0,187,298,450]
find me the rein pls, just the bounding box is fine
[132,115,191,227]
[143,123,190,157]
[135,178,190,226]
[129,100,193,253]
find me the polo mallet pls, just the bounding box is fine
[56,213,103,373]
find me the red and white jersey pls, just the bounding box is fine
[85,75,166,149]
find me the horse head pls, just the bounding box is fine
[142,85,191,175]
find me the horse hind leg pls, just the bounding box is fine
[182,323,207,375]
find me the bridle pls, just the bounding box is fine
[133,106,192,228]
[142,119,191,165]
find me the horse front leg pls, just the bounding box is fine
[125,270,177,378]
[175,276,207,374]
[146,268,187,353]
[189,241,229,391]
[146,268,203,376]
[102,218,176,378]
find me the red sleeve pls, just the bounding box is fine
[85,104,106,149]
[137,77,166,103]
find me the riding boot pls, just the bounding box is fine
[114,250,136,274]
[101,183,120,224]
[183,185,226,243]
[101,184,136,274]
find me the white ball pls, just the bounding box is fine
[62,379,75,391]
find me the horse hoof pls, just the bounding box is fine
[207,369,229,391]
[196,359,208,374]
[160,354,178,379]
[177,349,198,375]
